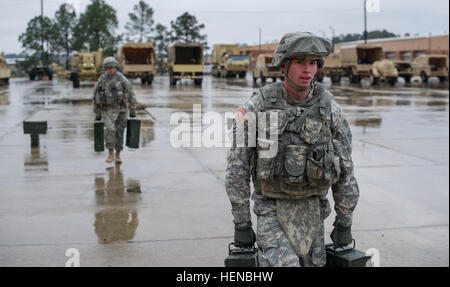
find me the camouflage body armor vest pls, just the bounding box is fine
[255,82,341,200]
[96,73,127,107]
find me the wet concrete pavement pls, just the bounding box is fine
[0,75,448,266]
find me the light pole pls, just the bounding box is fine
[363,0,368,44]
[258,27,261,55]
[329,26,335,52]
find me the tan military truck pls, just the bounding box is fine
[118,42,157,85]
[168,42,204,86]
[211,44,249,78]
[340,44,383,83]
[371,59,398,85]
[318,52,344,83]
[70,48,103,88]
[252,54,283,84]
[394,60,413,83]
[0,52,11,85]
[412,54,448,83]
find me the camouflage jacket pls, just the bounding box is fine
[93,71,137,115]
[225,82,359,227]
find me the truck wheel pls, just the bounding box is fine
[141,78,146,84]
[147,74,153,85]
[260,74,266,84]
[421,71,428,83]
[252,72,257,83]
[194,79,202,86]
[331,73,341,83]
[388,77,397,86]
[169,71,177,86]
[404,75,411,83]
[371,76,379,85]
[239,71,246,78]
[73,79,80,88]
[438,76,447,82]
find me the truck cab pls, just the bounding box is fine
[412,54,448,83]
[252,54,283,84]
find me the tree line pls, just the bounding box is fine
[18,0,207,72]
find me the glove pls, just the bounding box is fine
[95,114,102,121]
[130,110,136,118]
[330,223,352,248]
[234,221,256,248]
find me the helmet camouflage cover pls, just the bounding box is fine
[272,32,331,68]
[103,57,119,68]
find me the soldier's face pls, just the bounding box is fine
[282,58,318,87]
[106,67,116,75]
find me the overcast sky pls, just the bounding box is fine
[0,0,448,54]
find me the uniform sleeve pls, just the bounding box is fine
[93,77,102,116]
[122,78,137,111]
[330,99,360,227]
[225,94,260,225]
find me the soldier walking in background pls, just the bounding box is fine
[225,32,360,267]
[93,57,137,163]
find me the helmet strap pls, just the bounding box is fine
[283,59,310,92]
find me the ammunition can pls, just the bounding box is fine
[94,121,104,152]
[224,243,258,267]
[126,119,141,149]
[325,243,371,267]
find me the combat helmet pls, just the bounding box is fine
[272,32,331,91]
[103,57,119,68]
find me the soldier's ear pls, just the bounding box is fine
[280,61,286,73]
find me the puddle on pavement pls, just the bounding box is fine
[94,164,142,244]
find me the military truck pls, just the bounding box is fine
[339,44,383,83]
[0,52,11,85]
[211,44,249,78]
[318,52,344,83]
[371,59,399,85]
[118,42,157,85]
[412,54,448,83]
[168,42,204,86]
[70,48,103,88]
[252,54,283,84]
[394,60,413,83]
[29,65,53,81]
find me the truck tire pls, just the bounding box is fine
[147,74,153,85]
[141,78,147,84]
[194,79,202,86]
[331,73,341,83]
[239,71,246,78]
[260,74,266,84]
[421,71,428,83]
[252,72,257,83]
[404,75,411,83]
[371,76,379,85]
[388,77,397,86]
[169,70,177,86]
[73,79,80,88]
[438,76,447,82]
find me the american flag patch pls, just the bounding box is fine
[237,108,248,124]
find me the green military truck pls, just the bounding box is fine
[412,54,448,83]
[339,44,383,83]
[70,48,103,88]
[0,52,11,85]
[168,42,204,86]
[212,44,249,78]
[118,42,157,85]
[252,54,283,84]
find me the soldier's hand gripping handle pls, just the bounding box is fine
[330,222,353,248]
[129,110,136,118]
[95,114,102,121]
[234,221,256,248]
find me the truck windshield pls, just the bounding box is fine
[227,56,249,62]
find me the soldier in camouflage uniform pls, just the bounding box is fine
[94,57,137,163]
[225,32,360,267]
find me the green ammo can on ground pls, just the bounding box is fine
[126,119,141,149]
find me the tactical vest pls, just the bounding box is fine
[97,73,127,107]
[254,82,341,200]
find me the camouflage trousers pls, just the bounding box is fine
[103,107,127,151]
[253,193,327,267]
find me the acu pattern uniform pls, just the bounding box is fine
[225,32,360,267]
[94,67,137,152]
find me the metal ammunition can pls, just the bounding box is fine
[325,242,371,267]
[94,121,104,152]
[126,119,141,149]
[224,243,258,267]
